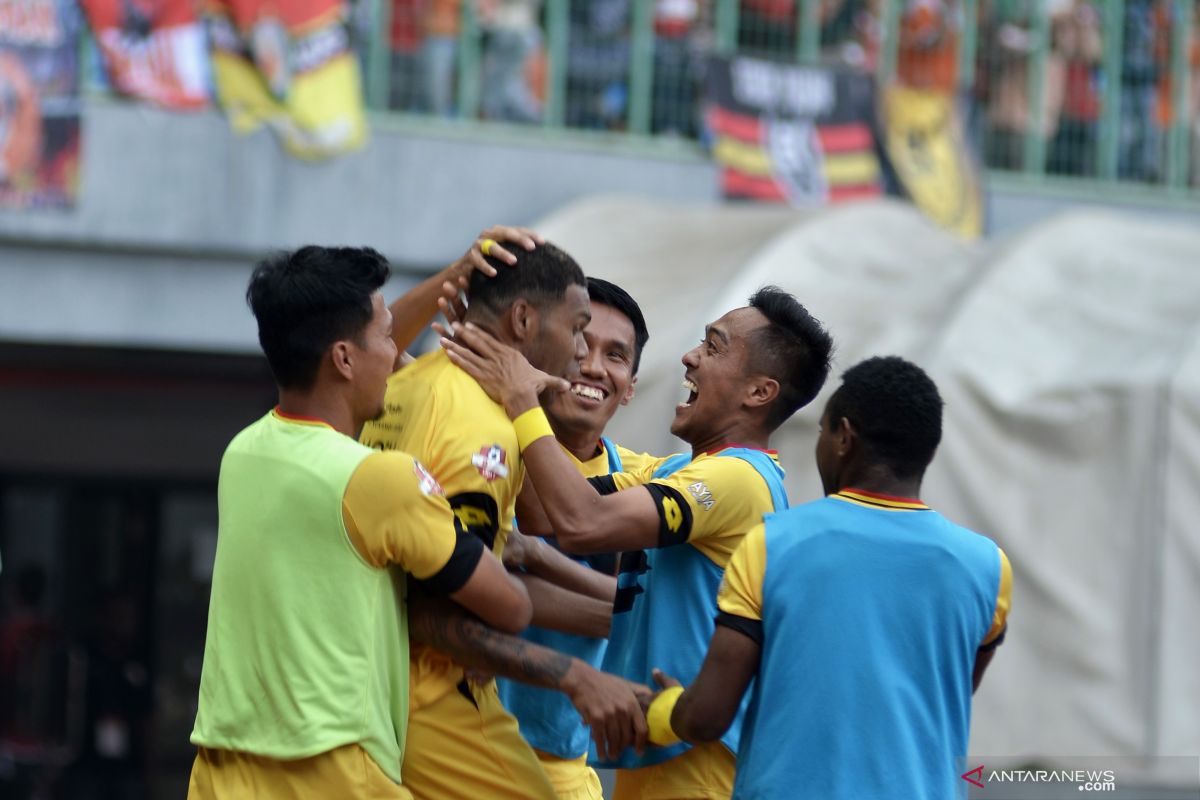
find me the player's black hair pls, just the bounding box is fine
[246,246,390,390]
[587,277,650,375]
[746,286,835,428]
[825,356,944,479]
[468,241,586,318]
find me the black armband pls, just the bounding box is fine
[643,483,694,548]
[448,492,500,550]
[715,611,764,646]
[415,530,485,596]
[588,475,620,495]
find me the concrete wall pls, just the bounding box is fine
[1,100,1196,355]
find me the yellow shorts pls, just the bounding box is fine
[402,679,557,800]
[612,741,735,800]
[534,750,604,800]
[187,743,411,800]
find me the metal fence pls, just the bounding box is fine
[361,0,1200,197]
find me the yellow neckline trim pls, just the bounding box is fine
[833,490,929,511]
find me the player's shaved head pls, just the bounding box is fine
[745,286,834,429]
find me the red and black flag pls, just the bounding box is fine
[705,55,888,206]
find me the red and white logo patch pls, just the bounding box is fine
[412,459,445,496]
[471,444,510,481]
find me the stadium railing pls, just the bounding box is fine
[77,1,1200,204]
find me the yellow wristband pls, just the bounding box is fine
[513,406,554,452]
[646,686,684,746]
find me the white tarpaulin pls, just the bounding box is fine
[535,196,1200,785]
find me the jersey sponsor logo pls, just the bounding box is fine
[471,444,510,481]
[662,496,684,533]
[687,481,714,510]
[412,459,445,496]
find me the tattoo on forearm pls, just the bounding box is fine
[410,601,572,688]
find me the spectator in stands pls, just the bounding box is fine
[1118,0,1164,181]
[1151,0,1200,184]
[897,0,960,92]
[652,0,700,136]
[566,0,631,129]
[424,0,461,116]
[1048,0,1102,176]
[480,0,543,123]
[978,0,1068,170]
[1193,6,1200,186]
[738,0,795,57]
[821,0,872,68]
[390,0,426,111]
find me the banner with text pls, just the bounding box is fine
[706,55,886,206]
[81,0,210,109]
[0,0,82,209]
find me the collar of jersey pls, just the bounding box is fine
[272,406,334,430]
[701,443,779,458]
[833,488,929,511]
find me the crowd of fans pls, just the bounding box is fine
[382,0,1200,184]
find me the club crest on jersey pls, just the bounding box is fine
[412,460,445,496]
[471,444,510,481]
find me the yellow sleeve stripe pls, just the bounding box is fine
[982,548,1012,646]
[716,523,767,621]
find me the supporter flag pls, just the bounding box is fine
[206,0,365,159]
[882,85,983,238]
[0,0,82,209]
[81,0,210,109]
[706,55,886,205]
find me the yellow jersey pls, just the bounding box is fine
[360,349,527,702]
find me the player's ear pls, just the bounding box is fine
[834,416,856,457]
[330,340,355,381]
[620,375,637,406]
[509,298,538,344]
[745,376,780,410]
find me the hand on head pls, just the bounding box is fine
[441,322,570,415]
[438,225,543,336]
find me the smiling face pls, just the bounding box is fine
[671,306,769,445]
[525,283,591,382]
[349,291,399,425]
[545,302,638,441]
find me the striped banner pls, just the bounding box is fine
[705,56,887,206]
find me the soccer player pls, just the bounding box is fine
[646,356,1013,799]
[360,243,649,800]
[442,286,835,800]
[187,246,530,800]
[498,276,654,800]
